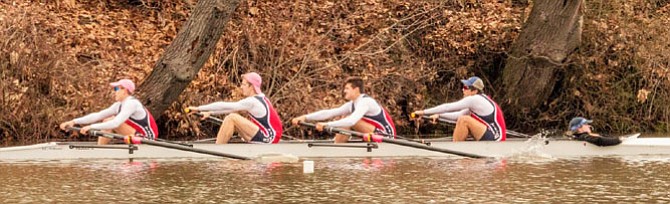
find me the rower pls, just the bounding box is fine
[292,77,396,143]
[59,79,159,145]
[412,76,506,142]
[187,72,282,144]
[567,117,622,146]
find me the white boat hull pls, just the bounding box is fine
[1,134,669,161]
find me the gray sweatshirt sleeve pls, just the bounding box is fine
[305,102,352,121]
[325,98,376,128]
[438,109,470,122]
[422,96,478,115]
[197,98,255,115]
[73,103,120,125]
[89,100,141,130]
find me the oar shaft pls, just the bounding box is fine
[154,138,193,147]
[68,127,251,160]
[299,122,488,158]
[372,131,431,146]
[193,113,224,124]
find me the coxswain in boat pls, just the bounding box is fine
[567,117,621,146]
[291,77,396,143]
[59,79,159,145]
[412,76,506,141]
[187,72,283,144]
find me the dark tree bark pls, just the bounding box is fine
[502,0,583,117]
[136,0,241,118]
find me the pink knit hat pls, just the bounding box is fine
[110,79,135,94]
[243,72,262,94]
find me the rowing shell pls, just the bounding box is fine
[2,134,669,161]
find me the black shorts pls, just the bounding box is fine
[250,130,268,143]
[479,129,497,141]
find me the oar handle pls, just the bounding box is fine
[67,127,110,139]
[184,107,224,124]
[410,113,453,122]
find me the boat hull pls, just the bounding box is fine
[1,134,669,161]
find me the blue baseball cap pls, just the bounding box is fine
[569,117,593,131]
[460,76,484,90]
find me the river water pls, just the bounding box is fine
[1,156,670,203]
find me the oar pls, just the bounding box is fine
[370,132,432,146]
[299,122,488,159]
[184,108,224,124]
[411,113,531,138]
[67,127,251,160]
[154,138,193,147]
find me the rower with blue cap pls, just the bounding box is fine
[412,76,507,142]
[567,117,622,146]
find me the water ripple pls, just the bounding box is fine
[1,157,669,203]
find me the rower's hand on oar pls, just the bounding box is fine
[410,111,424,120]
[291,116,306,126]
[80,126,92,135]
[428,114,440,124]
[185,106,199,114]
[199,112,211,120]
[59,120,75,131]
[315,122,327,132]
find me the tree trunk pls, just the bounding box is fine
[502,0,582,117]
[136,0,241,118]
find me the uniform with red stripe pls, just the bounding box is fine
[196,93,283,144]
[118,102,159,140]
[305,94,396,138]
[422,93,507,141]
[73,96,159,140]
[469,94,506,141]
[247,95,283,143]
[352,95,396,137]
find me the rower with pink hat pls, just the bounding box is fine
[59,79,159,145]
[187,72,283,144]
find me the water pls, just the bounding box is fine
[1,157,670,203]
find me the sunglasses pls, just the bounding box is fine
[113,86,123,91]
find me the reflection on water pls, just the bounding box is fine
[1,157,670,203]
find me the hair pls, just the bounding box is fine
[464,85,482,94]
[471,86,482,93]
[345,77,365,93]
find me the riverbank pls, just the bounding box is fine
[1,1,669,145]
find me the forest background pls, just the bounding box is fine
[1,0,669,145]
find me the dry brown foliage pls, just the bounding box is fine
[1,0,669,145]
